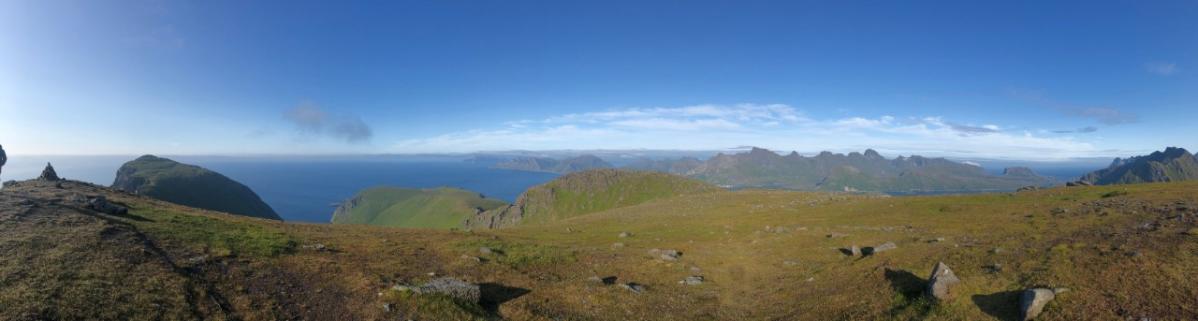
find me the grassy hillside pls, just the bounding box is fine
[466,169,720,228]
[5,176,1198,320]
[332,186,508,228]
[111,155,281,220]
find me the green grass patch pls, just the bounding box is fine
[129,207,296,257]
[455,238,576,268]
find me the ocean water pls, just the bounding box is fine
[1,155,558,223]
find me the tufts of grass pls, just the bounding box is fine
[1101,190,1130,198]
[129,207,296,257]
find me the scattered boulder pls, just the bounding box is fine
[479,247,493,255]
[659,249,681,261]
[418,278,481,303]
[587,276,617,285]
[826,232,849,238]
[1017,186,1040,192]
[840,246,861,256]
[302,243,328,251]
[619,283,645,294]
[38,163,60,181]
[925,262,961,301]
[649,248,682,261]
[1019,288,1057,320]
[681,276,704,285]
[619,231,632,238]
[84,195,128,215]
[864,242,897,255]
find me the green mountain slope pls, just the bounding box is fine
[331,187,508,228]
[111,155,280,220]
[1081,147,1198,185]
[464,169,720,228]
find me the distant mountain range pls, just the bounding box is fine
[487,148,1055,193]
[493,155,613,174]
[1080,147,1198,185]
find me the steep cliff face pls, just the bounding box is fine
[1081,147,1198,185]
[112,155,281,220]
[464,169,719,229]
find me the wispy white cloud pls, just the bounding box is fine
[1145,62,1178,76]
[393,103,1109,160]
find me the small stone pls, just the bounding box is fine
[619,283,645,294]
[681,276,704,285]
[659,249,682,261]
[612,242,625,248]
[1020,288,1056,320]
[479,247,493,255]
[382,303,393,312]
[619,231,632,238]
[783,260,800,266]
[826,232,849,238]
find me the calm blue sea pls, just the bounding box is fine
[1,155,558,223]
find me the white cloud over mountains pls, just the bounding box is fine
[393,103,1108,160]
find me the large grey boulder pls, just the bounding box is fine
[1020,288,1056,320]
[418,278,481,303]
[925,262,960,301]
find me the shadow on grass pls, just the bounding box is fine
[884,268,935,319]
[884,268,925,300]
[971,290,1022,321]
[479,283,531,315]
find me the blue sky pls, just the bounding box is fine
[1,0,1195,160]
